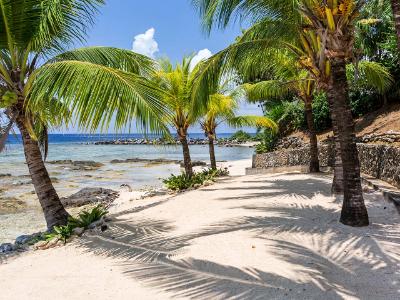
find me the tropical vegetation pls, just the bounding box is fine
[191,0,397,226]
[0,0,168,229]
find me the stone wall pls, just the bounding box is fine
[253,143,400,188]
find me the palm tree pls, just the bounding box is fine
[201,88,276,169]
[154,57,200,177]
[191,0,392,226]
[0,0,168,229]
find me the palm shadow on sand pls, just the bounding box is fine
[74,174,400,299]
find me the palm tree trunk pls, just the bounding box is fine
[327,59,369,227]
[331,120,344,195]
[179,132,193,177]
[16,115,70,229]
[208,134,217,170]
[391,0,400,52]
[304,100,320,173]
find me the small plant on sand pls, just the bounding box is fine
[44,205,108,244]
[163,168,229,191]
[45,224,74,244]
[68,205,108,229]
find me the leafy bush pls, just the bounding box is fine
[312,93,331,132]
[255,130,278,154]
[230,130,253,142]
[163,168,229,191]
[266,100,306,134]
[45,205,108,243]
[45,224,74,243]
[68,205,108,229]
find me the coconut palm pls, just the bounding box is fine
[201,88,276,169]
[191,0,392,226]
[154,57,200,177]
[0,0,168,229]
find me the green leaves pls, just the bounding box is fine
[0,0,104,55]
[227,115,278,132]
[347,61,394,94]
[51,47,156,77]
[26,60,169,134]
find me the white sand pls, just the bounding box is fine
[1,160,399,300]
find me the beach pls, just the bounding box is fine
[0,138,254,243]
[1,160,399,299]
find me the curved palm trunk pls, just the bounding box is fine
[208,134,217,170]
[178,131,193,177]
[327,59,369,227]
[16,115,70,229]
[304,100,320,173]
[391,0,400,52]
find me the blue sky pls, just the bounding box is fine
[69,0,262,133]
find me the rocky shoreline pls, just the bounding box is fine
[91,137,256,147]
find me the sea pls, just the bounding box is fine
[0,133,254,243]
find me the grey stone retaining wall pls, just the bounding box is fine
[253,143,400,188]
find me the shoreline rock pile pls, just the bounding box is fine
[91,137,253,147]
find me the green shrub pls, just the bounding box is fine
[230,130,253,142]
[255,130,278,154]
[68,205,108,229]
[45,205,108,243]
[45,224,74,243]
[266,100,306,134]
[163,168,229,191]
[312,93,331,132]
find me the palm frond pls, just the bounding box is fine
[243,80,296,102]
[50,47,156,77]
[347,60,393,94]
[26,60,169,134]
[227,115,278,132]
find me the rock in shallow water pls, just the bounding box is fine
[61,187,119,207]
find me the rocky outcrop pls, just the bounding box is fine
[47,160,104,171]
[110,158,181,164]
[253,143,400,188]
[61,188,119,207]
[92,138,254,147]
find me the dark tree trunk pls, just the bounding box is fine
[391,0,400,52]
[208,134,217,170]
[331,120,344,195]
[327,59,369,227]
[179,132,193,177]
[16,115,70,229]
[304,100,320,173]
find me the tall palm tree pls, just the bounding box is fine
[0,0,168,229]
[191,0,392,226]
[202,88,276,169]
[154,57,199,177]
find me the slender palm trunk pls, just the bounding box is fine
[208,134,217,170]
[391,0,400,52]
[327,59,369,227]
[179,131,193,177]
[304,100,320,173]
[16,114,70,229]
[331,121,344,195]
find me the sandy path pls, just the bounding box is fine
[1,167,399,299]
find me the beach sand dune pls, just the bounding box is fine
[1,166,399,299]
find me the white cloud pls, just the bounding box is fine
[132,28,159,58]
[190,48,212,71]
